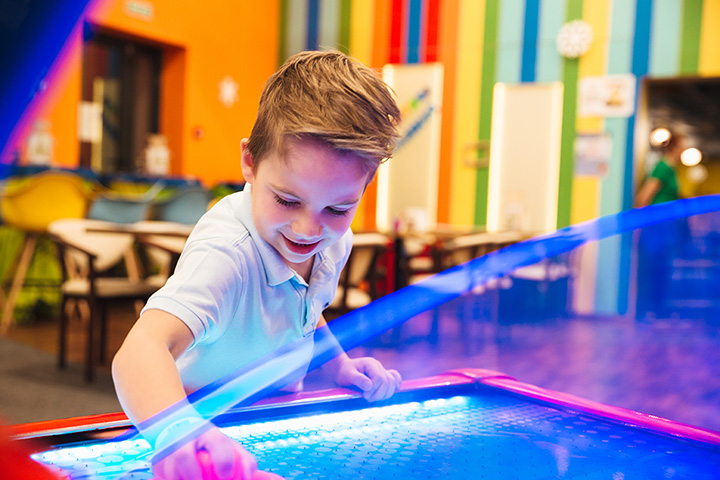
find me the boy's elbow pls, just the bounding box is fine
[111,342,129,384]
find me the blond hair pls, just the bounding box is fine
[247,50,401,174]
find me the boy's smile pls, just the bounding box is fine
[241,136,370,279]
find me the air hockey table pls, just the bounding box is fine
[11,369,720,479]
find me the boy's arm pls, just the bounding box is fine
[112,309,263,480]
[317,315,402,402]
[112,309,194,424]
[635,177,661,207]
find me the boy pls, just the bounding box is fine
[112,50,403,480]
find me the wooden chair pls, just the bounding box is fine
[140,185,210,276]
[0,171,95,333]
[48,218,165,382]
[327,233,391,318]
[405,231,526,345]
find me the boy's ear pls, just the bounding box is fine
[240,138,255,183]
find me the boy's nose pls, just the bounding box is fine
[292,215,322,239]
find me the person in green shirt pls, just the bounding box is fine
[636,134,683,207]
[635,133,686,320]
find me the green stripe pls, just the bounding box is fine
[679,0,702,74]
[279,0,289,66]
[338,0,352,54]
[556,0,583,229]
[474,0,500,227]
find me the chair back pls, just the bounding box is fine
[87,182,163,224]
[150,185,212,225]
[0,171,93,233]
[48,218,136,276]
[345,233,390,287]
[442,231,525,267]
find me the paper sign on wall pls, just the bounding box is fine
[578,74,636,118]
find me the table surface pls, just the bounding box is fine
[16,369,720,480]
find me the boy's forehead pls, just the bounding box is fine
[273,136,366,168]
[258,136,374,191]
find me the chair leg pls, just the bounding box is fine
[58,298,69,369]
[99,303,108,365]
[85,302,97,383]
[1,235,37,334]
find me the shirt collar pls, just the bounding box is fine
[236,184,333,287]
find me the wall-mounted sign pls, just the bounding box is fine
[575,133,611,177]
[578,74,636,118]
[124,0,154,21]
[218,76,239,108]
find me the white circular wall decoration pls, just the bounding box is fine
[556,20,594,59]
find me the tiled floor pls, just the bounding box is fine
[5,296,720,433]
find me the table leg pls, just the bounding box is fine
[1,235,38,334]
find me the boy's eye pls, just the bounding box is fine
[275,196,298,208]
[326,207,349,217]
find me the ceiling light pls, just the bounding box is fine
[686,164,708,184]
[680,147,702,166]
[650,127,671,147]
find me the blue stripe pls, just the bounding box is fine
[612,0,653,314]
[407,0,424,64]
[624,0,653,212]
[599,0,635,315]
[307,0,320,50]
[521,0,541,82]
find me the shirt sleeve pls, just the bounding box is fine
[650,160,673,185]
[142,235,247,344]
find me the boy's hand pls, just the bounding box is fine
[152,426,283,480]
[332,357,402,402]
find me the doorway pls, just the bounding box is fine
[641,77,720,196]
[80,29,161,174]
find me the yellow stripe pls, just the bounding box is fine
[349,0,376,231]
[349,0,375,65]
[570,0,610,226]
[449,0,484,227]
[698,0,720,76]
[576,0,609,134]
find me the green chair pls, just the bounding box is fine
[0,171,94,333]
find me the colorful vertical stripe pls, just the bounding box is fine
[649,0,682,76]
[450,0,484,227]
[475,0,499,227]
[521,0,541,82]
[275,0,719,238]
[699,0,720,75]
[680,0,703,75]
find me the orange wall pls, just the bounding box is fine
[19,0,280,186]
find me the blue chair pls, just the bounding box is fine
[87,182,164,224]
[150,185,213,225]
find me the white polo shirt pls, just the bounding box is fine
[142,185,352,393]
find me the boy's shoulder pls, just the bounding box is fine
[185,191,253,251]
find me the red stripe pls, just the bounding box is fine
[389,0,405,63]
[424,0,440,62]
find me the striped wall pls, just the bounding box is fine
[277,0,720,231]
[277,0,720,314]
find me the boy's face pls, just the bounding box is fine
[241,137,370,274]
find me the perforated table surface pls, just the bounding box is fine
[13,370,720,479]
